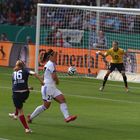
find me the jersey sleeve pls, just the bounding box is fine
[24,68,35,75]
[24,68,30,75]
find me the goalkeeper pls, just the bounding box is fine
[97,41,128,92]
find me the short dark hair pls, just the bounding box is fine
[113,41,119,45]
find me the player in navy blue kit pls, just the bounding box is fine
[9,60,44,133]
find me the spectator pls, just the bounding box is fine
[92,30,107,49]
[82,12,90,30]
[46,26,63,47]
[29,8,36,26]
[101,0,110,7]
[54,28,63,47]
[108,0,119,7]
[104,14,115,32]
[63,36,73,48]
[126,15,136,32]
[46,26,57,45]
[113,15,122,32]
[0,33,9,41]
[69,11,82,29]
[89,12,96,30]
[26,36,32,44]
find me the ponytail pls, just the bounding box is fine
[42,49,54,62]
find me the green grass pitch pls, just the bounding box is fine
[1,67,140,140]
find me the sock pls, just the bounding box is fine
[123,75,128,88]
[103,75,108,87]
[30,105,46,120]
[60,103,69,119]
[15,108,18,116]
[19,115,29,129]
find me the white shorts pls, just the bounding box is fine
[41,85,62,102]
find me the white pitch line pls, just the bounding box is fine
[68,94,140,104]
[1,86,140,105]
[0,138,9,140]
[61,79,140,90]
[1,73,140,90]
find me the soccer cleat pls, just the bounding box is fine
[27,114,32,123]
[25,128,32,133]
[9,113,18,120]
[99,86,104,91]
[65,115,77,123]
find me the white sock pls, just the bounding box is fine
[30,105,46,120]
[60,103,69,119]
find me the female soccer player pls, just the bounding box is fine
[27,49,77,123]
[97,41,128,92]
[9,60,44,133]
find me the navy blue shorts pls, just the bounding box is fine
[12,91,29,109]
[109,63,125,73]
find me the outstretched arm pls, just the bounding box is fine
[29,71,44,85]
[96,51,106,58]
[96,51,109,68]
[34,73,44,85]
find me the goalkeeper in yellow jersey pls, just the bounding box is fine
[97,41,128,92]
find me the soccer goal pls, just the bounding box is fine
[35,3,140,79]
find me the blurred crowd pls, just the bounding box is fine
[0,0,140,43]
[0,0,140,26]
[0,0,94,25]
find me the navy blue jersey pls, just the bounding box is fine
[12,68,30,91]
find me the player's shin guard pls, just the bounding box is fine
[123,75,128,88]
[60,103,69,119]
[30,105,47,120]
[103,75,108,87]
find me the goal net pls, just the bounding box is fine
[35,4,140,79]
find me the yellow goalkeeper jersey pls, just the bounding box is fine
[104,48,125,63]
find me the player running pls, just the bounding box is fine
[97,41,128,92]
[9,60,44,133]
[27,49,77,123]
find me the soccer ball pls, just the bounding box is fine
[68,66,76,76]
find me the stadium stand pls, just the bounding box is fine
[0,0,139,32]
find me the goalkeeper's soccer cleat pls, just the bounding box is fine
[9,113,18,120]
[99,86,104,91]
[25,128,32,133]
[27,115,32,123]
[65,115,77,123]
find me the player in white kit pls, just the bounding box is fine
[27,49,77,123]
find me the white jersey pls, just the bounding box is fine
[42,60,62,102]
[44,60,56,86]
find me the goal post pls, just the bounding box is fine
[35,3,140,80]
[35,4,41,74]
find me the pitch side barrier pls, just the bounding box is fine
[0,41,140,75]
[0,41,109,74]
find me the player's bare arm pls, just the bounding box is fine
[30,71,44,85]
[52,72,59,85]
[97,51,106,58]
